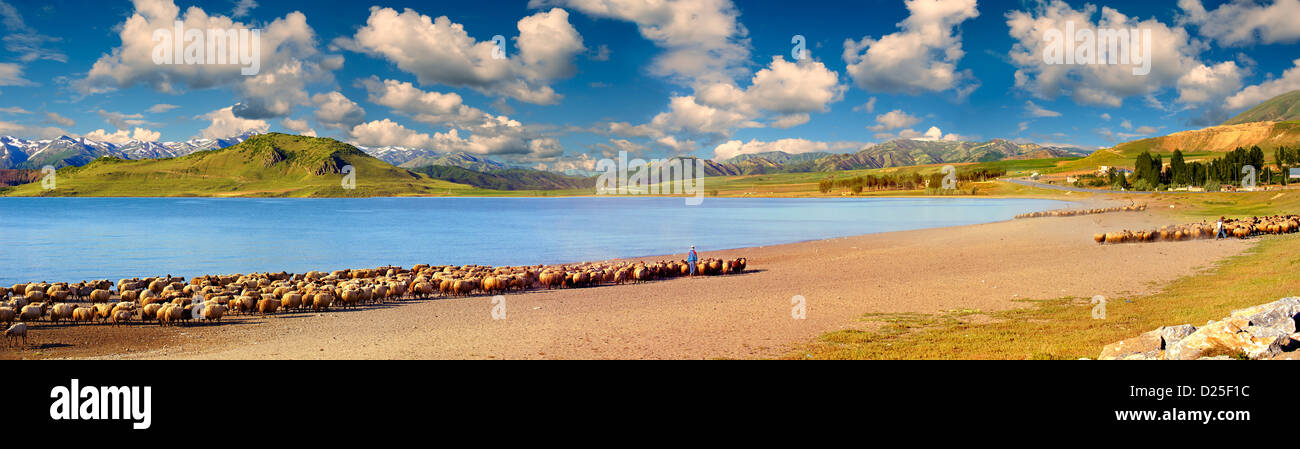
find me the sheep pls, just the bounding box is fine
[413,282,434,298]
[0,306,14,327]
[280,293,302,311]
[1093,215,1300,245]
[181,304,197,324]
[312,293,334,311]
[4,323,27,348]
[157,304,183,326]
[19,304,43,322]
[71,307,95,325]
[93,303,114,323]
[88,289,112,303]
[257,297,281,315]
[339,289,361,309]
[49,303,75,324]
[452,279,477,296]
[202,304,227,323]
[232,295,256,315]
[141,303,163,321]
[111,309,133,327]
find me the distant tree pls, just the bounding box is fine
[1170,150,1188,186]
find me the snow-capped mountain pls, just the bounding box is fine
[354,145,432,166]
[0,131,260,169]
[354,145,509,172]
[0,136,40,168]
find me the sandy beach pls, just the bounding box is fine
[2,196,1251,360]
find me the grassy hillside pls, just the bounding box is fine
[1050,121,1300,174]
[1223,90,1300,125]
[0,133,486,197]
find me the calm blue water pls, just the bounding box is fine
[0,197,1070,285]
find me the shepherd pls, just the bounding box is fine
[1216,216,1226,239]
[687,245,699,277]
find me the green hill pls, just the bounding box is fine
[1051,120,1300,174]
[1223,90,1300,125]
[0,133,483,197]
[1046,91,1300,174]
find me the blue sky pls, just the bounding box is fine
[1,0,1298,169]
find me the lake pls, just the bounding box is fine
[0,196,1070,285]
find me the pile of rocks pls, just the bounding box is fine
[1099,297,1300,360]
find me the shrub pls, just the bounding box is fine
[818,178,833,193]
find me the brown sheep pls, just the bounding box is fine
[257,297,281,314]
[202,303,227,323]
[281,293,303,311]
[88,289,112,303]
[19,304,43,322]
[49,303,75,324]
[0,306,14,327]
[142,303,163,321]
[71,307,95,325]
[312,293,334,311]
[111,309,133,326]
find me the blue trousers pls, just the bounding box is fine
[688,262,697,275]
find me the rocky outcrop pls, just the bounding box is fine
[1099,297,1300,360]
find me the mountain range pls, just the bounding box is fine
[0,133,257,169]
[686,139,1090,176]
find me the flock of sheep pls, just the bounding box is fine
[1092,215,1300,244]
[1014,204,1147,219]
[0,257,748,349]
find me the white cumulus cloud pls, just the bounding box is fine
[198,106,269,138]
[1178,0,1300,46]
[336,7,584,105]
[843,0,980,97]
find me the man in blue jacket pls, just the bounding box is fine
[687,245,698,276]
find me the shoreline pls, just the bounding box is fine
[0,194,1077,286]
[5,194,1252,360]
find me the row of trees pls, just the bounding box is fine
[817,167,1008,193]
[1118,146,1291,191]
[819,173,925,193]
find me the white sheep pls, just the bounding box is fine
[4,323,27,348]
